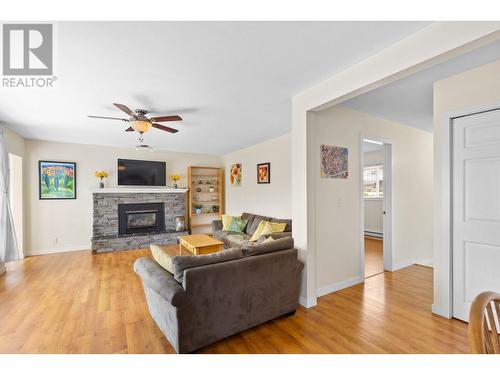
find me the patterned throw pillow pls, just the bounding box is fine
[222,214,240,230]
[226,217,248,233]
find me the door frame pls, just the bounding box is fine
[435,102,500,319]
[359,134,393,277]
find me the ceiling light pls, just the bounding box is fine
[130,120,152,133]
[363,139,384,145]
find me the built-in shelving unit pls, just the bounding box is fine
[188,166,224,234]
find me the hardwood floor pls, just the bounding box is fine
[365,237,384,278]
[0,248,469,354]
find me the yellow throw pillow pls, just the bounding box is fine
[222,214,240,230]
[261,221,287,237]
[150,244,174,274]
[249,220,270,241]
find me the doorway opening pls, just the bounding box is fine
[361,137,392,278]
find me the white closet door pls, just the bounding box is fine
[452,109,500,322]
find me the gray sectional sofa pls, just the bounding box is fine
[212,212,292,249]
[134,236,301,353]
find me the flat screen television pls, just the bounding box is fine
[117,159,166,186]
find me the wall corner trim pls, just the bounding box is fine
[299,295,317,308]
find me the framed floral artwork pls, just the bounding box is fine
[229,163,242,186]
[257,162,270,184]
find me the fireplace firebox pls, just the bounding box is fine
[118,202,165,235]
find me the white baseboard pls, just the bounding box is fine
[390,259,416,272]
[298,295,317,308]
[416,258,434,268]
[316,275,364,298]
[26,245,89,257]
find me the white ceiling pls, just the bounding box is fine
[0,21,432,154]
[342,39,500,132]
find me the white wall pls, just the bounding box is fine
[293,23,500,307]
[222,133,291,219]
[311,106,433,293]
[24,140,222,255]
[433,59,500,317]
[363,150,384,234]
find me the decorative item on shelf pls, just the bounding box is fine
[170,174,180,189]
[211,195,218,201]
[194,203,203,215]
[212,204,219,213]
[39,161,77,200]
[196,187,202,192]
[175,216,185,232]
[230,163,242,186]
[198,180,203,185]
[209,186,215,193]
[320,144,349,179]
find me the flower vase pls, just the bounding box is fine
[99,179,104,189]
[173,183,178,189]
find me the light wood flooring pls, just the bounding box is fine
[365,237,384,278]
[0,247,469,354]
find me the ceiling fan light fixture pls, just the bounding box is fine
[130,120,152,133]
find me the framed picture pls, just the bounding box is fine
[229,163,242,186]
[320,145,348,179]
[39,161,77,200]
[257,162,271,184]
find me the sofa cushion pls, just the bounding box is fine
[241,237,294,256]
[172,248,243,283]
[247,214,272,235]
[222,214,240,230]
[226,233,251,248]
[150,244,174,274]
[270,218,292,233]
[249,220,269,241]
[226,217,248,233]
[241,212,256,235]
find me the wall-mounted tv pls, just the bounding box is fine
[117,159,166,186]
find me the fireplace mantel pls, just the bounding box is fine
[90,187,188,194]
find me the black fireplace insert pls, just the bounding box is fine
[118,202,165,235]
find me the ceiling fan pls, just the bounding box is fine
[88,103,183,151]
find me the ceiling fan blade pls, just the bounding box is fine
[150,115,182,122]
[88,115,128,122]
[125,126,134,132]
[152,123,179,133]
[113,103,138,118]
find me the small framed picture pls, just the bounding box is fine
[39,161,77,200]
[257,162,271,184]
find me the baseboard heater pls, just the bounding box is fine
[364,230,383,239]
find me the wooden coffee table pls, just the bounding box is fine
[178,234,224,255]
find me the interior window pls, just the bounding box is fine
[363,165,383,199]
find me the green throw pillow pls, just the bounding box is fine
[227,217,248,233]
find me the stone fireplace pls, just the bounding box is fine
[91,188,189,253]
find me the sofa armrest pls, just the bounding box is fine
[134,257,186,307]
[212,219,223,233]
[258,231,293,242]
